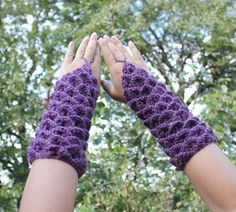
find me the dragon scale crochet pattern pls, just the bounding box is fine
[28,62,99,177]
[122,61,217,170]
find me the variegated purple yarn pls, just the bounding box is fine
[27,62,99,177]
[122,61,217,170]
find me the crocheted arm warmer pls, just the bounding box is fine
[122,61,217,170]
[27,63,99,178]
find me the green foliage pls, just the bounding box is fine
[200,87,236,159]
[0,0,235,211]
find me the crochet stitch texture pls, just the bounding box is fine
[122,61,217,170]
[28,62,99,177]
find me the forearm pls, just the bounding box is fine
[122,61,216,170]
[20,62,99,211]
[121,61,236,210]
[185,143,236,211]
[20,160,78,212]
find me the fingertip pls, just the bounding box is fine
[99,38,103,44]
[91,32,97,39]
[111,35,116,39]
[74,36,90,61]
[103,35,110,42]
[111,35,119,42]
[68,41,74,47]
[128,40,136,48]
[64,41,74,64]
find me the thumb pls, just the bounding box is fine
[101,79,115,96]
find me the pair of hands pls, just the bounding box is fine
[60,32,149,103]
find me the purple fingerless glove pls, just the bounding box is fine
[27,62,99,177]
[122,61,217,170]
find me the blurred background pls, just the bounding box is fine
[0,0,235,211]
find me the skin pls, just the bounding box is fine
[20,32,101,212]
[99,35,148,102]
[99,35,236,211]
[20,33,236,211]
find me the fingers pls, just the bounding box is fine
[63,42,74,64]
[74,36,89,62]
[91,47,101,83]
[128,41,144,62]
[84,32,98,61]
[128,41,149,71]
[110,36,133,61]
[93,46,101,68]
[99,38,116,68]
[103,35,125,61]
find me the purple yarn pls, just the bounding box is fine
[121,61,217,170]
[27,62,99,177]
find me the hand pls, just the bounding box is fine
[60,32,101,85]
[99,35,148,102]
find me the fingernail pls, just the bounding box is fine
[68,41,74,47]
[129,41,135,46]
[104,35,109,39]
[111,35,117,40]
[91,32,97,37]
[99,38,103,44]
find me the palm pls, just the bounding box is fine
[60,33,101,86]
[99,35,148,103]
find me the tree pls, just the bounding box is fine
[0,0,235,210]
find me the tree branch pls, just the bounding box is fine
[186,83,213,105]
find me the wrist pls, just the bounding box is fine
[28,62,99,177]
[121,61,217,170]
